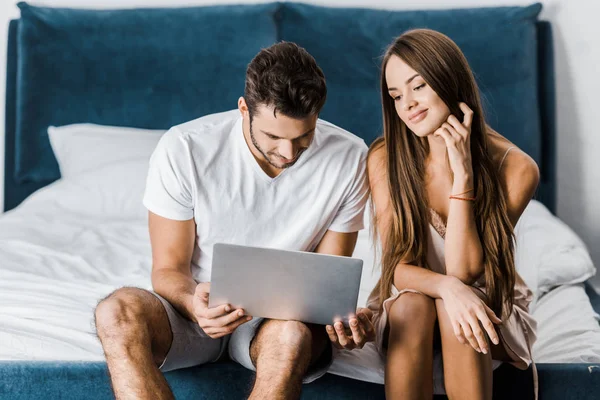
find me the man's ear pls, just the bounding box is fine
[238,97,249,118]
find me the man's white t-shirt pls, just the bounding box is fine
[143,110,369,283]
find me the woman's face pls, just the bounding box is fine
[385,55,450,137]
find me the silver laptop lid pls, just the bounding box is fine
[209,243,363,326]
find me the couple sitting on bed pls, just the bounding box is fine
[94,29,539,400]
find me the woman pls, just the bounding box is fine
[366,29,538,399]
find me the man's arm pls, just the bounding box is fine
[148,211,251,338]
[314,230,358,257]
[148,211,198,322]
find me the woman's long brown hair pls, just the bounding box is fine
[371,29,515,318]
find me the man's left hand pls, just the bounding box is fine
[326,308,375,350]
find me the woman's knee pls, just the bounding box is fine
[388,292,437,330]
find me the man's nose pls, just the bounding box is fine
[279,141,296,160]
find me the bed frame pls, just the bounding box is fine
[3,2,600,399]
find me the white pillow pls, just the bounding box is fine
[48,123,166,178]
[15,160,152,220]
[515,200,596,300]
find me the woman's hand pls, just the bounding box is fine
[326,308,375,350]
[440,276,502,354]
[433,102,474,180]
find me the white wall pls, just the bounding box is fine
[1,0,599,287]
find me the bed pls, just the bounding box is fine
[2,2,600,399]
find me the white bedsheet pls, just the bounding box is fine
[532,283,600,363]
[1,179,599,390]
[0,179,152,361]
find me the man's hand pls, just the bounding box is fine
[326,308,375,350]
[192,283,253,339]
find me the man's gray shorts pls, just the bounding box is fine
[151,292,333,383]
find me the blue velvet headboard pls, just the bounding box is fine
[4,2,555,212]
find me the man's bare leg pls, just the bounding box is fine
[95,287,174,400]
[248,320,328,400]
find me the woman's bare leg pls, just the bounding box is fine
[435,298,493,400]
[385,293,437,400]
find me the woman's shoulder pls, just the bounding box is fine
[487,129,540,224]
[368,137,386,155]
[367,138,387,171]
[487,129,539,183]
[365,137,392,197]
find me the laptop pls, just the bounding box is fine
[208,243,364,326]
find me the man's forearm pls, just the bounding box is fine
[152,268,198,322]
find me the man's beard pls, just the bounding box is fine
[249,122,302,169]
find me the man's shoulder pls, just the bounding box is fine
[171,109,240,141]
[316,118,368,155]
[154,110,239,161]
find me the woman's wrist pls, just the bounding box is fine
[452,173,473,192]
[439,275,462,299]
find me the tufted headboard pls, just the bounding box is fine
[4,2,555,212]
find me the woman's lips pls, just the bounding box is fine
[409,109,428,123]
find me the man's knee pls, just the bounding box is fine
[278,320,313,351]
[94,287,152,341]
[251,320,313,366]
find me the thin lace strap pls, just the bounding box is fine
[499,147,516,171]
[429,208,447,239]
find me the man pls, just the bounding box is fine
[94,41,373,400]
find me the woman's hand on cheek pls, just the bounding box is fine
[433,102,474,181]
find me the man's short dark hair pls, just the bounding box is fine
[244,41,327,119]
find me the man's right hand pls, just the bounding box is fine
[192,282,252,339]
